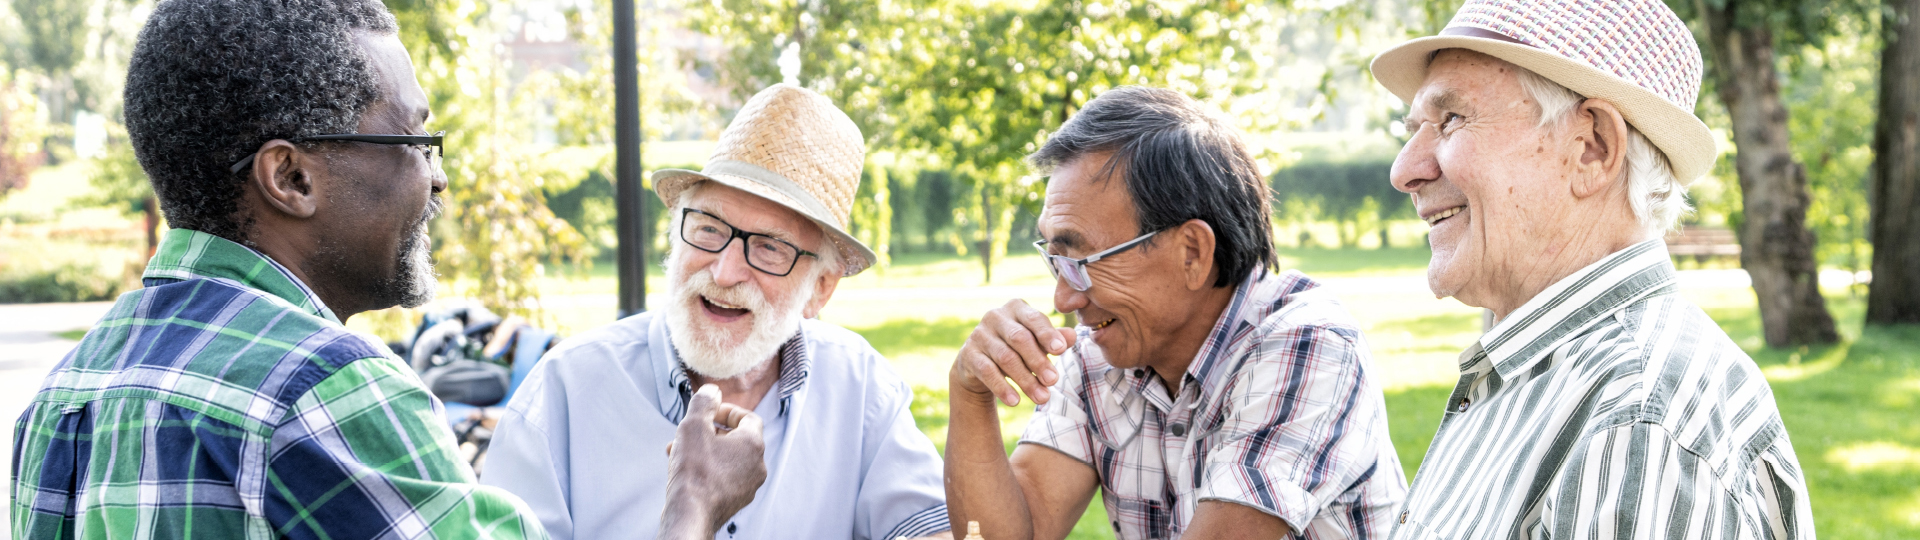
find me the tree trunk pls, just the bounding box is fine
[1869,0,1920,324]
[143,195,159,258]
[1700,3,1840,346]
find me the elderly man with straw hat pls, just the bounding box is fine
[482,84,951,540]
[1369,0,1814,538]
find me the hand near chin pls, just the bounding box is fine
[661,384,767,539]
[951,298,1077,407]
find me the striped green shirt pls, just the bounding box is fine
[10,228,546,540]
[1389,240,1814,540]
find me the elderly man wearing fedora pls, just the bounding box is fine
[1369,0,1814,538]
[481,84,952,540]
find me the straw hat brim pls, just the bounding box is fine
[653,164,877,277]
[1370,35,1717,184]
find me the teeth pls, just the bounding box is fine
[706,297,745,310]
[1092,318,1116,330]
[1424,206,1466,225]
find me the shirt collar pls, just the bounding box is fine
[1472,239,1679,379]
[663,325,813,421]
[140,228,338,323]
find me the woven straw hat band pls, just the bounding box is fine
[652,84,877,276]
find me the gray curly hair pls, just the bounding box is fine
[124,0,398,243]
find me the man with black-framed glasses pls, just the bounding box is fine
[483,84,952,540]
[943,87,1408,540]
[10,1,764,539]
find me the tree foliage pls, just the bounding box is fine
[0,68,45,197]
[689,0,1292,282]
[382,0,588,320]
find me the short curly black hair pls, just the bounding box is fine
[125,0,398,242]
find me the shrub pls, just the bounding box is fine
[0,262,122,303]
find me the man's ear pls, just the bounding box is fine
[1571,98,1630,199]
[1175,219,1217,291]
[249,140,321,219]
[802,266,842,319]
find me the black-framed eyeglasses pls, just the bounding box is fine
[679,208,819,277]
[228,131,446,174]
[1034,228,1164,291]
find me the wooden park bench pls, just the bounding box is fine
[1665,225,1741,263]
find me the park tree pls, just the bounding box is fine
[1670,0,1870,347]
[1869,0,1920,324]
[689,0,1287,283]
[9,0,89,124]
[68,123,159,255]
[0,69,45,197]
[381,0,588,320]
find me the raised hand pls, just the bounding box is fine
[661,384,768,539]
[950,298,1078,407]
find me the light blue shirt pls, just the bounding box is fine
[481,313,950,540]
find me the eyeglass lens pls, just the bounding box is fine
[1047,255,1092,291]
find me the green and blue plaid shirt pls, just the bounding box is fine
[9,229,546,540]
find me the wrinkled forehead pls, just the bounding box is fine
[1408,49,1524,114]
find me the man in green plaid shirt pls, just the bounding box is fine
[9,0,769,538]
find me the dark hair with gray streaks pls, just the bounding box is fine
[124,0,398,243]
[1028,86,1276,288]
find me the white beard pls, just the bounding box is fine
[660,248,815,380]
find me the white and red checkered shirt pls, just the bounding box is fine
[1022,270,1408,540]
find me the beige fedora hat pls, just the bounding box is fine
[1370,0,1717,184]
[652,84,876,276]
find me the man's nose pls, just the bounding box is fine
[1390,130,1439,194]
[1052,276,1088,320]
[710,239,755,287]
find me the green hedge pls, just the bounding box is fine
[0,262,123,303]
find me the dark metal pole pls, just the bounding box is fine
[614,0,646,318]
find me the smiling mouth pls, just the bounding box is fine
[1091,318,1116,330]
[700,296,750,318]
[1424,205,1467,226]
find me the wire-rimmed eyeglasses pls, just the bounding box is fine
[1033,228,1164,291]
[228,131,445,174]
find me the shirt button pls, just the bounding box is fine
[1169,423,1187,437]
[1133,368,1146,378]
[1400,510,1408,524]
[1112,520,1122,531]
[1457,398,1470,412]
[727,522,737,535]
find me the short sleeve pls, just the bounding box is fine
[1017,350,1098,465]
[1193,325,1386,530]
[266,355,548,540]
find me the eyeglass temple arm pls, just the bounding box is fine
[229,132,444,174]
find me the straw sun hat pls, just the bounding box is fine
[652,84,876,276]
[1370,0,1717,184]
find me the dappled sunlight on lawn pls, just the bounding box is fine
[1760,340,1850,382]
[1828,442,1920,473]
